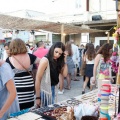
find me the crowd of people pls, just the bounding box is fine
[0,38,117,119]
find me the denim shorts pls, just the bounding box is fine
[41,85,55,106]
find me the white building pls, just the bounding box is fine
[2,0,117,46]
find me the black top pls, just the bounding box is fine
[83,49,87,55]
[45,56,59,86]
[6,53,37,110]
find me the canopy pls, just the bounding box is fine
[0,14,105,34]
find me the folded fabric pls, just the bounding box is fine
[74,103,97,120]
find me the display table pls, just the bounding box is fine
[8,86,118,120]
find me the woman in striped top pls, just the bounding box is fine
[6,38,40,110]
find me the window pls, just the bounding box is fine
[75,0,81,8]
[100,40,114,46]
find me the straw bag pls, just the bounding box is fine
[80,60,86,76]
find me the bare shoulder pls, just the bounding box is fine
[95,54,101,61]
[40,57,48,66]
[96,54,101,58]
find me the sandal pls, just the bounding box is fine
[64,86,71,90]
[73,78,80,81]
[82,91,85,94]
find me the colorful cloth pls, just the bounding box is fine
[97,56,111,89]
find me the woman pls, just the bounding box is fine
[35,42,68,107]
[3,41,11,60]
[6,38,40,110]
[93,43,112,90]
[82,43,95,94]
[0,60,19,120]
[65,41,75,90]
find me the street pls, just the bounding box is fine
[57,76,96,102]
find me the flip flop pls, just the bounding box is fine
[73,78,80,81]
[64,86,71,90]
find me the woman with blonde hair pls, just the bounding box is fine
[6,38,40,110]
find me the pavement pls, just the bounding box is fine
[57,76,96,102]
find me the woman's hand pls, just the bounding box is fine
[92,77,96,84]
[35,99,41,108]
[64,51,68,62]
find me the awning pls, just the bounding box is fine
[0,14,105,34]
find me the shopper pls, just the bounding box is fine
[35,42,68,107]
[6,38,40,110]
[93,43,112,89]
[82,43,95,94]
[0,60,19,120]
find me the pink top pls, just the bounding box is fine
[33,48,49,58]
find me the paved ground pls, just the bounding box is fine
[57,76,95,102]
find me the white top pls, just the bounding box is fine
[71,44,79,65]
[86,58,94,64]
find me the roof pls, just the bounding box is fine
[0,14,105,34]
[73,19,116,26]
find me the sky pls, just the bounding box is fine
[0,0,75,14]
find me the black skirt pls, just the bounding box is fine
[85,64,94,77]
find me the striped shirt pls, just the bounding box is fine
[6,53,36,110]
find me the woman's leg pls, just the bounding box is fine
[82,76,89,91]
[59,74,64,92]
[90,77,93,91]
[65,74,71,89]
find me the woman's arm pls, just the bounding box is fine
[0,80,16,118]
[93,54,101,82]
[61,64,68,77]
[35,59,48,107]
[61,51,68,77]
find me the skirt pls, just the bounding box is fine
[85,64,94,77]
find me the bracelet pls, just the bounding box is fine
[101,89,111,93]
[36,97,41,100]
[64,62,67,64]
[100,111,110,120]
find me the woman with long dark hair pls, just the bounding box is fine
[35,42,68,107]
[82,43,95,94]
[93,43,112,90]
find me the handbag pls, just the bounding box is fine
[12,56,35,78]
[80,60,86,76]
[12,56,35,84]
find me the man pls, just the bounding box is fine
[33,41,49,58]
[26,44,32,54]
[33,41,49,81]
[70,40,80,81]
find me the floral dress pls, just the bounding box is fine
[97,56,111,89]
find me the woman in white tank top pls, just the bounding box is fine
[82,43,95,94]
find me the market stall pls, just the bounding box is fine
[7,83,119,120]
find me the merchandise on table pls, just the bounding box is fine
[8,85,119,120]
